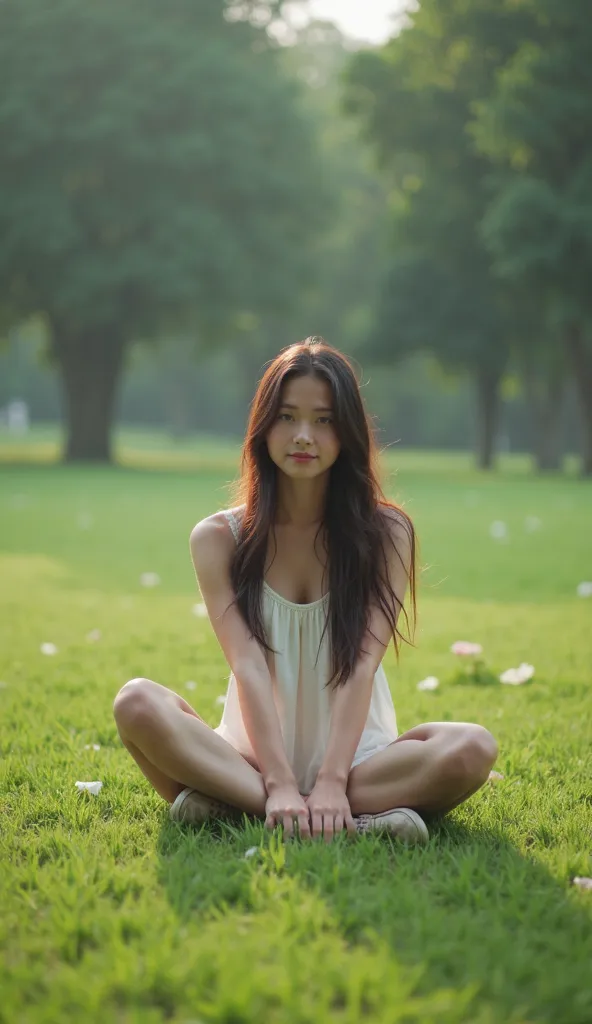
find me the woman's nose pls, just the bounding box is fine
[294,423,313,443]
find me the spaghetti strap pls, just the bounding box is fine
[220,506,244,545]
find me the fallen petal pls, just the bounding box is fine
[488,771,505,782]
[417,676,439,691]
[244,847,260,859]
[451,641,483,657]
[489,520,508,541]
[572,876,592,891]
[84,744,101,751]
[500,663,535,685]
[41,642,58,656]
[140,572,161,588]
[192,603,208,618]
[75,781,103,795]
[576,582,592,598]
[185,681,197,691]
[86,629,102,643]
[215,695,226,706]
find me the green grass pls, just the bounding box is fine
[1,438,591,1023]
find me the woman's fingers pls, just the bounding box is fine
[345,811,357,837]
[297,809,312,840]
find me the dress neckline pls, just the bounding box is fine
[225,507,329,610]
[263,581,329,611]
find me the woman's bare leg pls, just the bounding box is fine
[113,678,267,816]
[346,722,498,817]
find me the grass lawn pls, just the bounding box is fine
[1,433,591,1023]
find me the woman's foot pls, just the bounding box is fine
[169,786,245,825]
[354,807,429,844]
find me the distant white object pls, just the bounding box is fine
[86,629,102,643]
[489,520,508,541]
[488,771,505,781]
[40,642,58,656]
[193,603,208,618]
[450,641,483,657]
[84,744,101,751]
[140,572,161,588]
[244,846,260,859]
[499,663,535,685]
[417,676,439,691]
[75,781,103,794]
[6,399,29,435]
[524,516,542,533]
[185,681,197,691]
[215,695,226,706]
[572,876,592,891]
[576,582,592,598]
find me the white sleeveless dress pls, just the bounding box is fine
[213,506,399,795]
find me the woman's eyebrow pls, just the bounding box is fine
[280,403,333,412]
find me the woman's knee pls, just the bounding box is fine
[440,725,498,785]
[113,678,161,734]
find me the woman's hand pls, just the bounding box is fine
[305,780,357,842]
[265,785,312,840]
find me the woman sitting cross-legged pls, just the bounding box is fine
[113,337,498,844]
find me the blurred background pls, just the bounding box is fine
[1,0,590,474]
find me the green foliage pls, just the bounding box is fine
[471,0,592,325]
[1,453,591,1022]
[0,0,330,336]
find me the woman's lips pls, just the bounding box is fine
[289,453,316,461]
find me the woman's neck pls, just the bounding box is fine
[275,477,328,528]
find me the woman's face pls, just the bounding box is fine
[266,374,341,478]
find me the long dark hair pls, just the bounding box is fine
[228,337,418,689]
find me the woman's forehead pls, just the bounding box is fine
[280,374,333,408]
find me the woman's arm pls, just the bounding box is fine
[316,513,413,787]
[190,516,297,794]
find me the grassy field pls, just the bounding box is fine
[1,433,591,1023]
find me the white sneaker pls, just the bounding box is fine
[354,807,429,844]
[169,786,244,825]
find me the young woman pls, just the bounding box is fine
[113,337,498,844]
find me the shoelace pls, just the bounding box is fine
[353,814,374,833]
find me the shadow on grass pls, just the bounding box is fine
[155,813,592,1024]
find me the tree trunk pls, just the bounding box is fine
[474,366,501,471]
[522,362,565,472]
[563,324,592,476]
[53,327,126,462]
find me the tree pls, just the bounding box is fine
[471,0,592,474]
[343,0,540,469]
[0,0,331,460]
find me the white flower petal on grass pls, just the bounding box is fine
[185,681,197,691]
[488,771,505,782]
[86,629,102,643]
[192,603,208,618]
[499,663,535,685]
[524,516,542,533]
[140,572,161,588]
[489,520,508,541]
[215,695,227,706]
[244,847,260,859]
[450,641,483,657]
[572,877,592,891]
[417,676,439,691]
[75,781,103,795]
[576,582,592,598]
[41,642,58,656]
[84,744,101,751]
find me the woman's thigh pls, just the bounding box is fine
[114,677,259,800]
